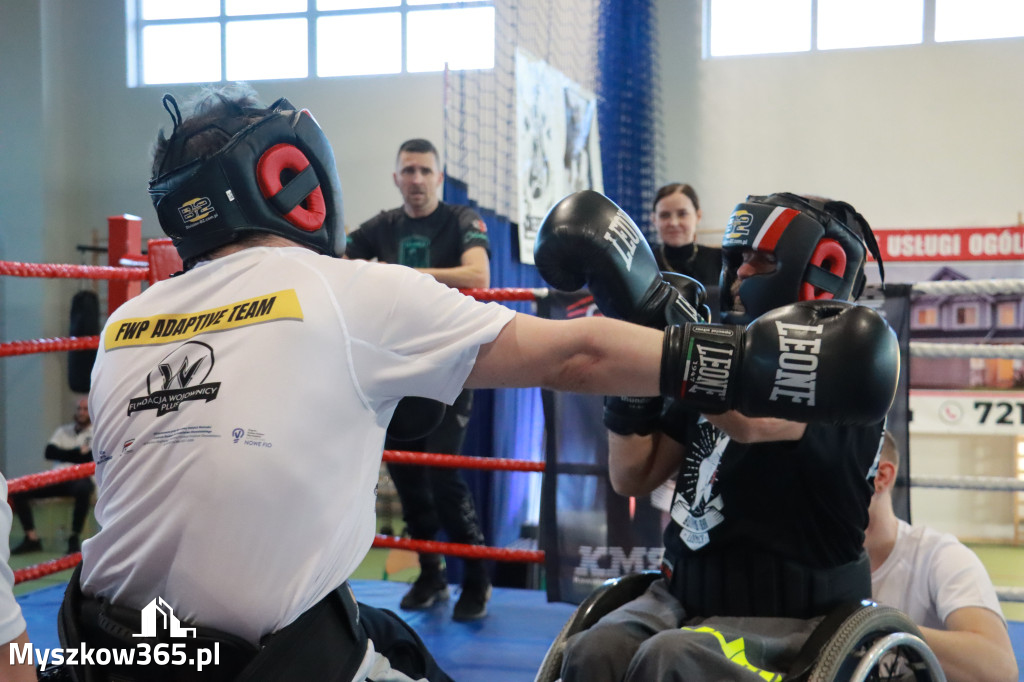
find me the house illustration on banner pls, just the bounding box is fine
[910,266,1024,390]
[133,597,197,638]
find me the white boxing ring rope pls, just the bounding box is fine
[911,475,1024,493]
[910,278,1024,296]
[906,278,1024,604]
[911,342,1024,359]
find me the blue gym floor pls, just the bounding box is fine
[16,581,1024,681]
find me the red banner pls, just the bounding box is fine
[872,225,1024,262]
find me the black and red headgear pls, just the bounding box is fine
[720,192,883,325]
[149,95,344,263]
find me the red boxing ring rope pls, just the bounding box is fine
[0,336,99,358]
[373,536,543,564]
[13,554,83,585]
[0,261,148,281]
[6,452,546,583]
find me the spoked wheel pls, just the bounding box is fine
[807,606,946,682]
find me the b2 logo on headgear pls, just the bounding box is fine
[725,209,753,239]
[178,197,217,227]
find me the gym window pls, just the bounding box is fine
[705,0,1024,58]
[127,0,495,86]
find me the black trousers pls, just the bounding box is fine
[59,567,454,682]
[385,389,487,585]
[11,477,95,535]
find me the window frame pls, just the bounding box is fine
[702,0,1022,59]
[127,0,494,87]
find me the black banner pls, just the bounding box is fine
[860,284,913,522]
[538,290,665,604]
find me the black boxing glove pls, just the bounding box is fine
[659,301,899,425]
[387,396,447,441]
[534,190,706,327]
[661,271,711,324]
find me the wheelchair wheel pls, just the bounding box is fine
[807,605,945,682]
[534,615,576,682]
[534,572,661,682]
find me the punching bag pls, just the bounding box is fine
[68,290,100,393]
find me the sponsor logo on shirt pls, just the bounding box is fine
[127,341,221,417]
[105,289,304,350]
[230,427,273,449]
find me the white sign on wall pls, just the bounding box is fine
[515,48,603,265]
[910,389,1024,435]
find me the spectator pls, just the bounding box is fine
[650,183,721,289]
[11,395,94,555]
[346,138,493,621]
[865,430,1018,682]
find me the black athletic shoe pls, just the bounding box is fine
[399,574,450,610]
[11,537,43,555]
[452,583,492,622]
[67,534,80,554]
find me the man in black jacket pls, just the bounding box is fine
[11,395,94,555]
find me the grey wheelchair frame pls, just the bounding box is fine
[534,572,946,682]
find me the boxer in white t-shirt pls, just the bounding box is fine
[66,84,672,682]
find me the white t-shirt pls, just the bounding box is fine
[871,519,1005,630]
[47,422,92,470]
[81,247,515,644]
[0,474,27,645]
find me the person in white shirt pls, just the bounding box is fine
[865,430,1018,682]
[10,395,95,555]
[1,472,38,682]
